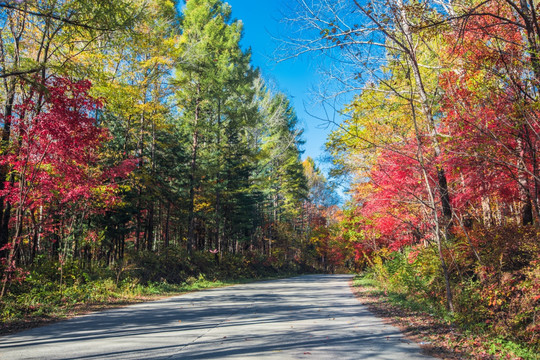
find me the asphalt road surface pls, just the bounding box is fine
[0,274,435,359]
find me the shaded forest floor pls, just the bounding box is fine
[350,278,538,360]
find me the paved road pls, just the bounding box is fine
[0,275,435,359]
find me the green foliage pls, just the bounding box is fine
[367,248,447,316]
[486,338,540,360]
[132,248,191,284]
[354,271,539,359]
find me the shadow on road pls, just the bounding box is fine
[0,275,433,360]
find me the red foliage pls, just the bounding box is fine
[439,3,540,218]
[355,144,437,251]
[0,77,133,232]
[347,1,540,255]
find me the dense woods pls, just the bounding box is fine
[0,0,342,309]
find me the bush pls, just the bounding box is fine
[131,248,190,284]
[363,224,540,354]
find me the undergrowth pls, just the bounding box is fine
[1,248,313,330]
[354,270,540,360]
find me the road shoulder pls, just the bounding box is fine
[349,280,470,360]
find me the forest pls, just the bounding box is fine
[0,0,339,323]
[1,0,540,358]
[288,0,540,356]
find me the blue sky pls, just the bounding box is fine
[223,0,341,167]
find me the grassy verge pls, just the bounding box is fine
[0,273,298,336]
[351,274,539,360]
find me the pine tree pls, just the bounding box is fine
[174,0,252,252]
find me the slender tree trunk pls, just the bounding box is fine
[1,201,25,298]
[409,94,455,312]
[215,98,222,252]
[120,233,125,261]
[135,197,142,251]
[30,209,39,264]
[146,202,154,251]
[187,88,201,254]
[164,202,171,248]
[0,8,27,256]
[395,0,453,230]
[135,103,146,251]
[0,85,16,256]
[395,0,454,310]
[146,117,156,251]
[516,135,534,225]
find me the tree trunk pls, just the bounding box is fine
[187,88,201,254]
[517,135,534,225]
[215,98,222,252]
[164,202,171,248]
[146,201,154,251]
[0,85,16,256]
[397,0,454,310]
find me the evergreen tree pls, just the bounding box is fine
[174,0,252,252]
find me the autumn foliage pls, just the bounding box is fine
[0,77,134,294]
[0,0,324,312]
[2,79,121,211]
[321,0,540,353]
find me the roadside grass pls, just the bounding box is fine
[353,275,449,320]
[0,248,318,335]
[0,273,298,335]
[352,274,540,360]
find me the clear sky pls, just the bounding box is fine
[223,0,342,167]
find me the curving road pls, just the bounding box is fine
[0,275,435,359]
